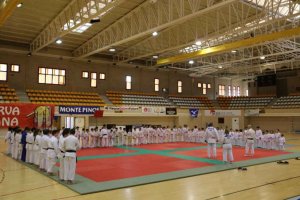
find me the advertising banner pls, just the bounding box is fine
[189,108,199,118]
[142,107,166,114]
[0,103,54,128]
[204,109,241,117]
[58,106,100,115]
[166,107,177,115]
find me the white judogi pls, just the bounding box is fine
[245,128,256,156]
[205,126,219,158]
[58,135,65,180]
[101,128,109,147]
[5,130,13,155]
[63,135,80,181]
[255,129,263,148]
[222,135,234,162]
[278,136,285,150]
[13,132,22,159]
[33,134,42,165]
[274,132,281,150]
[26,132,35,163]
[40,134,50,170]
[47,136,59,173]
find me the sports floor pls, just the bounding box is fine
[1,134,300,199]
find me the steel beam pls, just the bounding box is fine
[73,0,238,58]
[30,0,124,53]
[0,0,21,26]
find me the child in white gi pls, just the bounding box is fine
[222,131,234,163]
[278,134,286,150]
[47,130,59,175]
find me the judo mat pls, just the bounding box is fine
[14,142,300,194]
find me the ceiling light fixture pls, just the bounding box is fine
[152,31,158,37]
[17,3,23,8]
[231,50,237,53]
[260,56,265,60]
[153,55,159,59]
[188,60,194,65]
[195,41,202,45]
[55,39,62,44]
[218,65,223,69]
[109,48,116,52]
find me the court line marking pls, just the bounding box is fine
[205,175,300,200]
[0,183,58,197]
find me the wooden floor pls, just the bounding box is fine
[1,134,300,200]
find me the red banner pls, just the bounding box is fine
[94,110,104,118]
[0,103,54,128]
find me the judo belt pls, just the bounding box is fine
[247,138,254,140]
[60,150,65,153]
[66,150,76,153]
[47,148,54,150]
[27,142,33,144]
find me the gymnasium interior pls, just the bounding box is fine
[1,0,300,199]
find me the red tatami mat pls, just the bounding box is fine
[175,147,290,162]
[137,142,206,150]
[77,148,134,157]
[76,154,212,182]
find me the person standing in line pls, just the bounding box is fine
[33,129,42,166]
[255,126,263,148]
[21,127,29,162]
[205,123,219,159]
[244,125,256,156]
[278,134,286,150]
[39,129,50,171]
[63,129,80,184]
[47,130,59,175]
[26,128,35,164]
[101,125,109,147]
[13,129,22,160]
[4,127,13,155]
[58,128,69,181]
[222,130,234,163]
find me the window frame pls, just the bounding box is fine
[11,64,20,72]
[154,78,159,92]
[90,72,97,88]
[82,71,89,79]
[126,75,132,90]
[38,67,66,86]
[0,63,8,82]
[177,80,182,93]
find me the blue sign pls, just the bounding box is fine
[189,108,199,118]
[59,106,100,115]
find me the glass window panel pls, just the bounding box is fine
[155,85,159,91]
[178,81,182,87]
[203,83,207,88]
[203,88,207,95]
[82,72,88,78]
[91,79,97,87]
[59,76,65,85]
[91,72,97,79]
[155,78,159,84]
[197,83,201,88]
[53,75,59,84]
[126,76,131,82]
[39,68,45,74]
[208,84,211,88]
[126,82,131,90]
[11,65,19,72]
[0,72,7,81]
[0,64,7,71]
[60,70,65,76]
[54,69,59,75]
[46,75,52,84]
[47,68,53,75]
[99,73,105,79]
[178,87,182,93]
[39,74,45,83]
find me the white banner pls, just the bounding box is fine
[103,106,140,111]
[205,110,241,117]
[142,107,166,114]
[244,109,260,116]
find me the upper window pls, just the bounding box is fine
[99,73,105,80]
[154,78,159,92]
[82,71,89,78]
[91,72,97,87]
[237,86,240,96]
[0,64,7,81]
[203,83,207,95]
[218,85,225,96]
[11,64,20,72]
[233,86,236,96]
[197,83,202,88]
[38,67,65,85]
[246,89,249,96]
[126,75,132,90]
[178,81,182,93]
[207,84,211,89]
[228,86,231,96]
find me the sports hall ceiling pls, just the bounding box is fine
[0,0,299,78]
